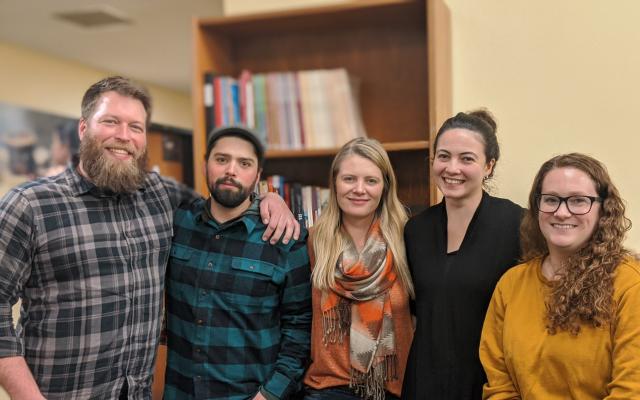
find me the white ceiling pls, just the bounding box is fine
[0,0,225,93]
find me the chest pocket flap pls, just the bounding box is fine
[228,258,282,304]
[170,244,193,261]
[231,258,275,278]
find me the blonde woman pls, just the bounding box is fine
[480,153,640,399]
[303,138,414,400]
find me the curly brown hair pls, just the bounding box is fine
[520,153,631,335]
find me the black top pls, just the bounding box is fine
[401,192,523,400]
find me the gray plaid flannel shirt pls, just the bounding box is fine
[0,165,193,399]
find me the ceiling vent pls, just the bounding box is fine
[54,6,131,28]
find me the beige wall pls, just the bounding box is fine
[444,0,640,251]
[0,41,192,129]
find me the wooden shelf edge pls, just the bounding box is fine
[266,140,429,159]
[382,140,429,152]
[198,0,419,27]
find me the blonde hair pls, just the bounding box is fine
[520,153,631,335]
[311,138,414,298]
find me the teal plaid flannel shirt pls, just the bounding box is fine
[164,197,311,400]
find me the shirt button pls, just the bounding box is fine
[215,234,220,239]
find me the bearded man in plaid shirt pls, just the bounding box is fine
[164,127,312,400]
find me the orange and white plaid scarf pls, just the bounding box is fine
[321,219,398,400]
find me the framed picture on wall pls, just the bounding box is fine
[0,102,195,196]
[0,101,78,196]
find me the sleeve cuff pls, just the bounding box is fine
[262,371,295,400]
[259,386,280,400]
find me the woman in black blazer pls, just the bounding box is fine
[401,110,523,400]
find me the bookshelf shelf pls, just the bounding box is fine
[192,0,451,208]
[266,140,429,159]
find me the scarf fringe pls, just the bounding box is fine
[321,300,351,345]
[350,354,398,400]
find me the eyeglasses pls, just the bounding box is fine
[536,194,602,215]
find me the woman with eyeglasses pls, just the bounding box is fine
[402,110,523,399]
[480,153,640,399]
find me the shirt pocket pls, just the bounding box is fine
[219,258,282,309]
[170,244,193,261]
[167,244,201,286]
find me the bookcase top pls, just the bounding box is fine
[196,0,425,36]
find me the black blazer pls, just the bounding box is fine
[402,192,523,400]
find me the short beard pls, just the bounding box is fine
[208,176,255,209]
[79,133,148,193]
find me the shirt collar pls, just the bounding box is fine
[200,197,261,233]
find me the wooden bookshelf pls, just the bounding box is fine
[191,0,451,208]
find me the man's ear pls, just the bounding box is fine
[78,119,87,141]
[253,169,263,193]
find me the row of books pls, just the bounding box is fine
[203,68,367,150]
[257,175,329,228]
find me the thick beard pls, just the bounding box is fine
[79,133,147,194]
[208,174,256,209]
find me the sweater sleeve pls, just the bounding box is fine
[479,275,520,400]
[606,276,640,399]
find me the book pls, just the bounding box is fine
[265,73,282,149]
[283,71,302,149]
[291,183,304,224]
[203,72,214,135]
[292,73,306,149]
[210,68,367,151]
[252,74,269,146]
[239,69,255,128]
[274,73,290,149]
[297,70,316,149]
[213,76,224,128]
[308,70,333,148]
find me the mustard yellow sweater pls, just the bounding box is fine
[479,257,640,400]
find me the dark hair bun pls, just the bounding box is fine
[468,109,497,133]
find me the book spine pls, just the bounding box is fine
[252,74,268,146]
[240,70,255,128]
[292,183,304,225]
[293,72,306,149]
[213,76,224,128]
[231,79,241,125]
[203,72,215,134]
